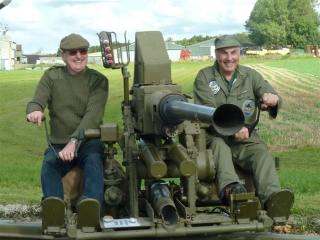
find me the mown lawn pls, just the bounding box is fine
[0,56,319,221]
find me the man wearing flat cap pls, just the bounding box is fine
[26,33,108,222]
[193,34,294,220]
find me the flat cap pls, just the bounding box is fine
[59,33,90,50]
[214,35,241,49]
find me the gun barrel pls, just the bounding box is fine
[166,139,196,177]
[149,181,179,227]
[140,139,167,179]
[160,98,244,136]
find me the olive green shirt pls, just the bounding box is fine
[193,61,282,130]
[26,66,109,144]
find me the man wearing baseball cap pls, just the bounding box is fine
[26,33,108,227]
[193,34,294,220]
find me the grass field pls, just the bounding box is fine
[0,55,319,223]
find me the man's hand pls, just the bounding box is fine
[58,142,77,161]
[27,111,44,126]
[234,127,249,141]
[262,93,279,109]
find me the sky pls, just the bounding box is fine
[0,0,316,55]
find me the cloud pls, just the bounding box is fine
[1,0,256,54]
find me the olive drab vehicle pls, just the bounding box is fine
[0,31,298,240]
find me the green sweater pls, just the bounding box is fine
[26,66,109,144]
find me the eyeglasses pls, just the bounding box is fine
[67,49,88,56]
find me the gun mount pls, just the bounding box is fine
[0,31,298,240]
[73,31,270,238]
[61,31,275,238]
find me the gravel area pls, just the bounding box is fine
[0,204,42,222]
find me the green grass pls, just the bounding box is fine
[0,56,319,218]
[266,57,320,76]
[272,148,320,215]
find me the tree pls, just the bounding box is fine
[245,0,290,46]
[286,0,320,48]
[57,48,62,57]
[34,47,44,55]
[235,32,253,45]
[89,46,101,53]
[245,0,320,48]
[175,38,190,46]
[166,37,174,43]
[175,35,214,46]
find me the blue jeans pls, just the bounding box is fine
[41,139,105,207]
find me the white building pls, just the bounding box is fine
[0,24,16,70]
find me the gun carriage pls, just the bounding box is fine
[62,30,273,239]
[0,31,298,240]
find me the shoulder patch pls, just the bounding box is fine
[242,100,255,116]
[209,80,220,95]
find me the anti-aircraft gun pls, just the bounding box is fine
[0,30,305,240]
[60,30,272,239]
[2,31,283,240]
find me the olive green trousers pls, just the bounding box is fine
[207,130,281,207]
